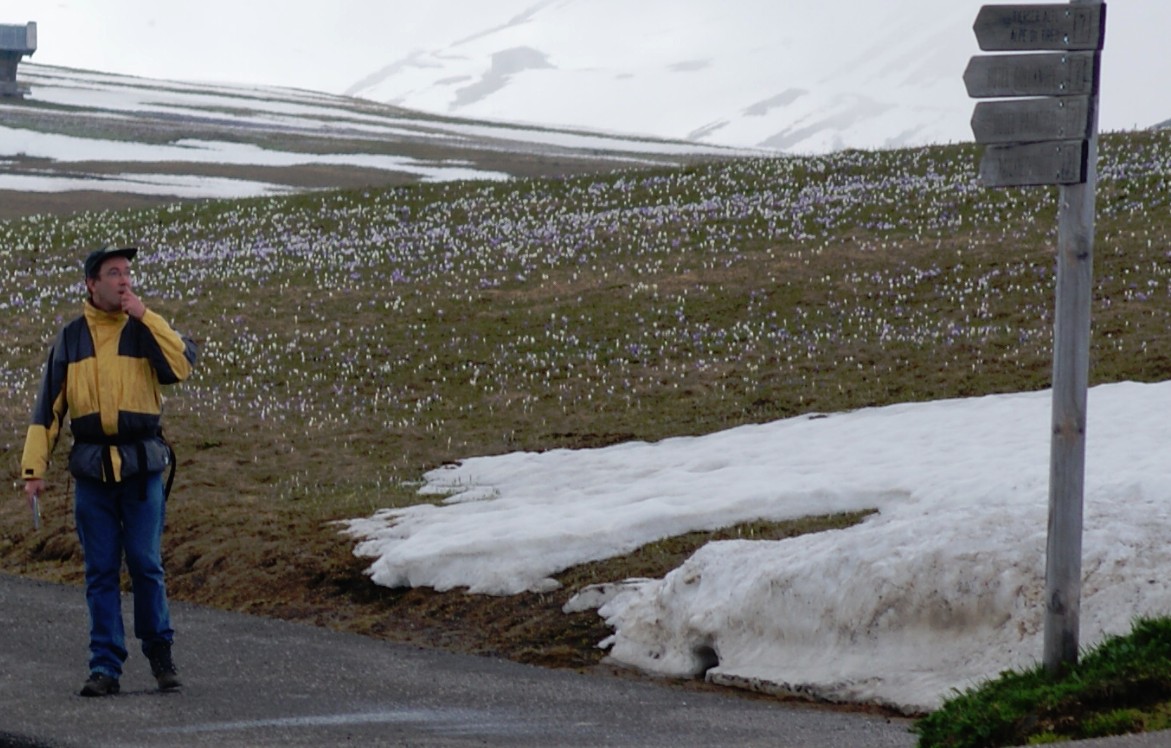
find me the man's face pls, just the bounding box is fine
[87,257,133,312]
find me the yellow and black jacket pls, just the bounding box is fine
[22,301,197,484]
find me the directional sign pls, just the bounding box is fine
[971,95,1092,144]
[979,139,1088,188]
[974,3,1106,51]
[964,51,1098,98]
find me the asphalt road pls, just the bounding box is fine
[5,574,1169,748]
[0,573,917,748]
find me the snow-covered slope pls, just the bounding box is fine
[7,1,1169,156]
[345,1,975,155]
[344,0,1170,154]
[1,64,752,203]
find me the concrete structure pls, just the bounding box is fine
[0,21,36,97]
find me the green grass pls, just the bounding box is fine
[2,129,1170,739]
[915,616,1171,747]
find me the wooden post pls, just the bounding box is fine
[1043,0,1102,673]
[966,0,1105,674]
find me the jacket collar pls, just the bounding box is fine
[84,299,128,325]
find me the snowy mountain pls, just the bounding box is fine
[344,0,977,155]
[341,0,1170,155]
[5,1,1169,209]
[0,64,751,210]
[7,1,1170,157]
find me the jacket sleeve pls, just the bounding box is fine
[21,330,70,481]
[138,309,197,384]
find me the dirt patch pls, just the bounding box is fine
[0,189,190,220]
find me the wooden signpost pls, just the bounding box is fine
[965,1,1106,675]
[970,96,1093,144]
[963,51,1098,98]
[972,3,1106,50]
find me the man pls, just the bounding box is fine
[21,245,197,697]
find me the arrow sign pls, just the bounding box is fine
[974,3,1106,51]
[964,51,1098,98]
[978,139,1088,187]
[971,95,1092,144]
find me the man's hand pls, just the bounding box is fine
[24,478,44,502]
[121,289,146,320]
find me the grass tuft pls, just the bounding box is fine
[914,617,1171,747]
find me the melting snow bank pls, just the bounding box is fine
[344,380,1171,713]
[592,489,1171,713]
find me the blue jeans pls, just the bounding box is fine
[74,472,174,679]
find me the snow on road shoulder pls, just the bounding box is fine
[343,380,1171,711]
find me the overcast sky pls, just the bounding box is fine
[5,0,536,93]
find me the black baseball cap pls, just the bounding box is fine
[84,245,138,278]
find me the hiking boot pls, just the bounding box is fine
[80,672,120,697]
[147,642,182,691]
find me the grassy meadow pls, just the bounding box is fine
[2,131,1170,696]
